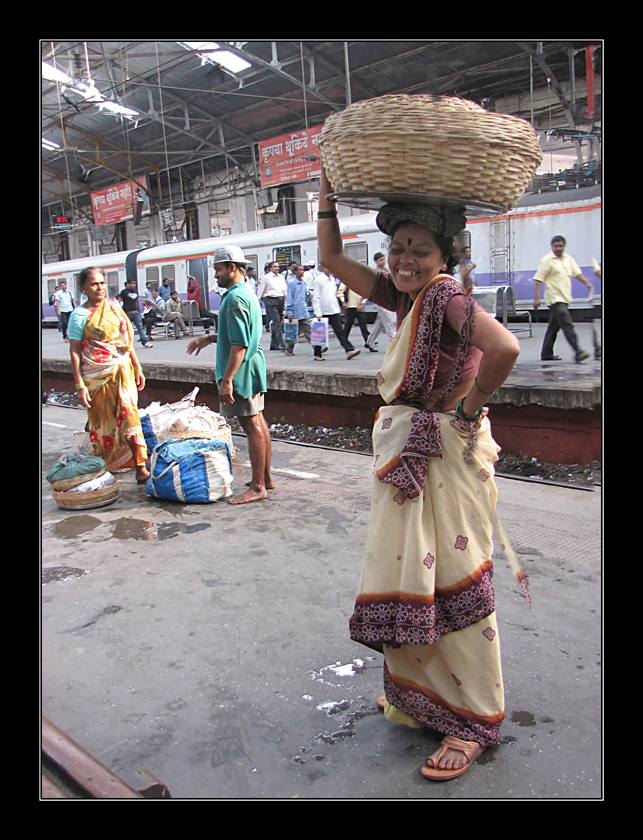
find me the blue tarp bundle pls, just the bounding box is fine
[145,437,233,503]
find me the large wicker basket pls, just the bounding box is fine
[319,95,543,211]
[52,471,119,510]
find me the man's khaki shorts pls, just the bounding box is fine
[219,392,265,418]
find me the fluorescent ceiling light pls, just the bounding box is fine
[42,137,60,150]
[42,61,72,85]
[178,41,251,74]
[98,101,139,117]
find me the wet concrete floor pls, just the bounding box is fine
[41,404,602,800]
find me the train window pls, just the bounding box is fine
[146,266,159,285]
[454,231,471,250]
[245,254,258,274]
[344,241,368,264]
[274,245,301,271]
[106,271,119,298]
[161,265,175,290]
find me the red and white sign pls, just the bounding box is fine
[259,125,323,188]
[91,176,150,226]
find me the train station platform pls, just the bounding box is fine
[42,318,602,463]
[41,402,602,800]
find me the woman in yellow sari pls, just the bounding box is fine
[317,167,526,780]
[69,268,149,483]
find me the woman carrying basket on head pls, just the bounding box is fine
[68,267,149,484]
[318,164,527,781]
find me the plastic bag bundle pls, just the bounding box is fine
[144,437,233,503]
[46,453,106,485]
[139,387,200,452]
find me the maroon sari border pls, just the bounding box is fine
[349,569,496,648]
[383,664,503,746]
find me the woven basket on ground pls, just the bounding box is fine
[52,472,119,510]
[319,94,543,211]
[50,468,106,492]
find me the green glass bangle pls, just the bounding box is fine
[474,376,496,396]
[455,398,483,423]
[317,210,338,219]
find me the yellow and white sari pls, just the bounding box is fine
[80,298,147,470]
[349,276,528,746]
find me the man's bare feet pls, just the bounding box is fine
[229,486,268,505]
[245,477,275,490]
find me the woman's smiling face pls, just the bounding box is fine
[388,223,446,300]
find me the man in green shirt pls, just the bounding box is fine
[187,246,273,504]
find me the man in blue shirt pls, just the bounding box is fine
[284,264,312,356]
[187,245,272,505]
[159,277,173,301]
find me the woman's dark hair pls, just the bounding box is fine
[78,267,105,287]
[434,233,459,276]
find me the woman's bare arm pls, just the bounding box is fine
[461,312,520,417]
[317,165,378,300]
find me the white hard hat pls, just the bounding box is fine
[212,244,248,265]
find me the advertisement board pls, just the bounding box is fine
[259,126,323,188]
[91,176,150,226]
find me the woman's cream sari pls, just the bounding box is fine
[349,276,528,745]
[81,298,147,469]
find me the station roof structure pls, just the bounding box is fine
[42,40,601,224]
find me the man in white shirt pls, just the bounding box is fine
[366,252,397,351]
[256,261,287,350]
[54,280,75,341]
[143,288,166,340]
[311,265,360,361]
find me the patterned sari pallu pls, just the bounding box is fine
[81,298,147,470]
[349,275,528,745]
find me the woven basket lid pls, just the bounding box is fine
[319,94,543,211]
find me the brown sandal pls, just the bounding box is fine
[421,735,486,781]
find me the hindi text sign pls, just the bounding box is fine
[259,126,323,188]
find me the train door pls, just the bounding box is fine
[189,257,208,307]
[490,219,511,285]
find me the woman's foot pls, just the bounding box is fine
[135,466,150,484]
[421,736,486,780]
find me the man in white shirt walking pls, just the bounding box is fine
[311,265,360,361]
[256,261,287,350]
[54,280,75,341]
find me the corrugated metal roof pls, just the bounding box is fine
[42,40,601,220]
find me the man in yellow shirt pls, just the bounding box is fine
[533,235,592,362]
